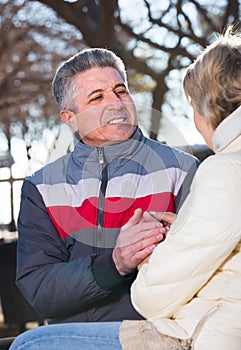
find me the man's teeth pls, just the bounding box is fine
[109,118,124,124]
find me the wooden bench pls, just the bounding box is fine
[0,337,15,350]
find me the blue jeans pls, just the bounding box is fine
[9,322,122,350]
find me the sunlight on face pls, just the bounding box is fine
[71,67,138,146]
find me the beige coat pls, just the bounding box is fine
[130,107,241,350]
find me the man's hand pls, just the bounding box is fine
[112,208,166,276]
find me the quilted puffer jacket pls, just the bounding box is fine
[16,127,198,324]
[131,110,241,350]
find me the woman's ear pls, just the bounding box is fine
[60,110,78,132]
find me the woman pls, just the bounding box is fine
[10,26,241,350]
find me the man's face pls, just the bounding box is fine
[61,67,137,146]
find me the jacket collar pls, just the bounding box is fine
[212,105,241,153]
[72,127,144,163]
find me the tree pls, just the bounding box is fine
[1,0,240,146]
[0,0,83,152]
[34,0,241,139]
[0,0,84,228]
[0,0,239,228]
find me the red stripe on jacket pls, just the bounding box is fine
[47,192,175,238]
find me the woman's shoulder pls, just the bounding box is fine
[195,152,241,195]
[198,152,241,175]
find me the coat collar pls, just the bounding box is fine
[72,126,144,162]
[212,105,241,153]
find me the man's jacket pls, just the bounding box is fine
[16,127,198,324]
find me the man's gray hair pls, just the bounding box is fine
[52,48,127,111]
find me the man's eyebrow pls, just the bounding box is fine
[87,89,103,99]
[114,83,127,89]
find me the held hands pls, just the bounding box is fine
[143,211,176,228]
[112,208,168,276]
[137,211,177,269]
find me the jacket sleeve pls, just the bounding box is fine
[16,180,132,319]
[131,156,241,319]
[174,157,200,212]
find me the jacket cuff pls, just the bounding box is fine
[92,251,137,291]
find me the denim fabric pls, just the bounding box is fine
[9,322,122,350]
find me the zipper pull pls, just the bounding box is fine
[98,147,104,164]
[183,341,192,350]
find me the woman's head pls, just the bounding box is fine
[183,26,241,130]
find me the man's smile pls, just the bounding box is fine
[107,117,127,125]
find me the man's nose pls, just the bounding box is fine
[106,92,122,108]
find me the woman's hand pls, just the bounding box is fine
[143,211,176,228]
[137,212,177,270]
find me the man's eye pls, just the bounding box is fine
[115,89,128,96]
[89,95,102,103]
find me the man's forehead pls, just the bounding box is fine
[74,67,124,87]
[71,70,126,104]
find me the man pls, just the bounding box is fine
[16,48,198,324]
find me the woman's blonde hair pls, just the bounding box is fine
[183,26,241,130]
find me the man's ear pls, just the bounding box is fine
[60,110,78,132]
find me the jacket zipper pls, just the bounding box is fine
[97,147,108,247]
[180,304,219,349]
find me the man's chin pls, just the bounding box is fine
[82,125,137,146]
[106,124,136,140]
